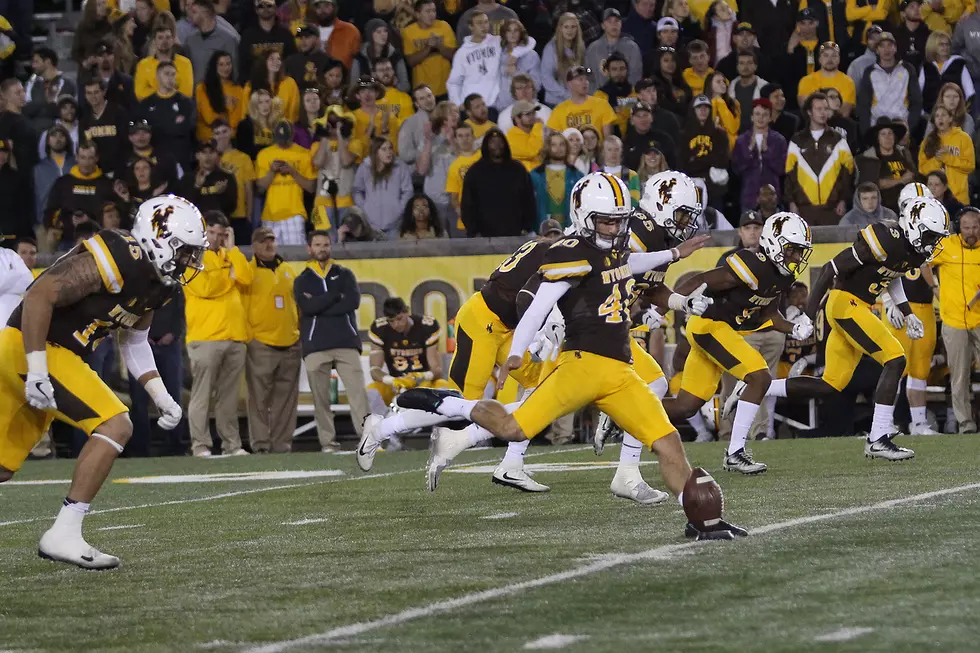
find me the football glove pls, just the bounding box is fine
[25,372,57,411]
[881,293,905,329]
[791,314,813,341]
[642,306,665,330]
[391,376,419,391]
[668,283,713,316]
[906,313,925,340]
[155,393,183,431]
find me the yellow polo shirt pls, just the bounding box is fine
[243,257,300,347]
[353,107,403,154]
[465,118,497,141]
[184,247,253,343]
[255,143,315,221]
[506,124,544,171]
[932,235,980,329]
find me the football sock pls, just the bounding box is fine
[437,397,476,420]
[765,396,776,438]
[619,434,643,464]
[378,410,446,440]
[687,412,711,436]
[502,439,530,464]
[463,423,493,447]
[869,403,895,441]
[727,400,760,456]
[910,405,927,425]
[54,498,90,536]
[767,379,788,398]
[649,376,668,399]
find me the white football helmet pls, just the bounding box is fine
[899,196,949,260]
[131,195,208,285]
[639,171,703,241]
[898,182,933,211]
[569,172,633,250]
[760,212,813,277]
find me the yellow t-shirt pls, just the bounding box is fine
[353,107,403,154]
[506,124,544,171]
[682,67,713,97]
[593,90,638,137]
[918,127,976,204]
[931,235,980,329]
[243,77,301,124]
[546,96,618,136]
[688,0,738,22]
[220,149,256,220]
[445,150,482,195]
[465,119,497,142]
[255,143,315,221]
[797,70,856,105]
[402,21,457,97]
[196,80,246,142]
[378,87,416,122]
[134,55,195,100]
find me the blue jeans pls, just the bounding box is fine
[127,339,186,456]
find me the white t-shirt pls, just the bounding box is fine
[319,25,335,45]
[0,249,34,327]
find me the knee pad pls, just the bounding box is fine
[906,376,928,392]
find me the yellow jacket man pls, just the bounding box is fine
[242,228,302,453]
[184,211,254,456]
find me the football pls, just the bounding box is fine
[683,467,724,528]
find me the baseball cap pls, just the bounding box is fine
[566,65,590,81]
[740,210,764,226]
[752,97,773,110]
[693,94,711,108]
[900,0,922,9]
[198,139,218,151]
[312,0,336,5]
[57,94,78,108]
[631,101,654,115]
[733,22,755,34]
[602,8,622,20]
[512,100,537,117]
[656,17,679,32]
[252,227,276,243]
[878,31,897,44]
[798,7,818,21]
[540,219,563,236]
[273,120,293,141]
[129,119,152,134]
[295,24,318,37]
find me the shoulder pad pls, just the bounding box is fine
[540,237,595,281]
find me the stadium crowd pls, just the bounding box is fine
[1,0,980,454]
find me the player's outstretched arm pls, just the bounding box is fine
[21,252,103,355]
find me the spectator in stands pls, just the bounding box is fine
[919,105,975,204]
[132,0,158,58]
[109,12,138,76]
[213,119,256,242]
[855,119,915,212]
[462,94,496,143]
[529,132,583,227]
[416,101,457,234]
[760,83,799,145]
[39,97,80,163]
[925,83,975,139]
[703,0,736,65]
[336,207,384,241]
[461,129,536,236]
[623,0,658,56]
[594,53,638,136]
[682,39,712,97]
[353,136,414,238]
[195,51,245,143]
[784,9,821,110]
[278,0,312,35]
[573,124,602,172]
[705,72,738,150]
[600,135,640,204]
[731,99,787,213]
[295,230,370,451]
[0,78,38,202]
[352,76,402,154]
[44,140,114,249]
[120,117,180,190]
[256,121,316,244]
[953,0,980,78]
[894,0,930,70]
[715,22,761,82]
[651,18,682,61]
[505,100,544,171]
[185,0,241,84]
[402,0,456,101]
[649,47,691,116]
[135,24,195,100]
[237,89,284,159]
[294,88,325,148]
[179,139,238,216]
[244,50,302,124]
[679,95,729,208]
[80,79,129,178]
[932,208,980,433]
[311,105,360,236]
[929,171,966,222]
[285,25,332,89]
[242,228,302,454]
[552,0,601,46]
[824,87,860,154]
[547,66,616,137]
[840,181,898,227]
[456,0,517,41]
[847,25,882,86]
[80,41,136,114]
[446,121,481,228]
[239,0,297,83]
[798,42,855,117]
[399,193,446,239]
[623,100,675,169]
[320,59,348,107]
[727,51,767,133]
[113,156,165,215]
[497,19,540,112]
[0,140,30,240]
[785,92,853,226]
[662,0,703,51]
[541,13,585,107]
[73,0,113,64]
[399,84,436,165]
[374,58,415,120]
[447,13,502,109]
[633,79,680,138]
[585,9,642,91]
[637,144,667,185]
[495,74,551,133]
[34,126,76,229]
[922,0,964,34]
[923,34,975,115]
[137,61,196,169]
[24,48,77,135]
[351,19,411,93]
[185,211,253,457]
[856,32,923,134]
[311,0,361,70]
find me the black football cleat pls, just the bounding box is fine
[395,388,463,414]
[684,519,749,539]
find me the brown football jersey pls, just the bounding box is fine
[481,240,552,329]
[368,314,440,376]
[836,223,927,304]
[628,212,671,298]
[701,248,794,331]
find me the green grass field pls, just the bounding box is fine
[3,435,980,653]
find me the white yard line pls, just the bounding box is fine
[524,634,588,649]
[813,627,875,642]
[0,446,594,529]
[241,482,980,653]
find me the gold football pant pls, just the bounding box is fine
[631,336,665,385]
[0,327,127,472]
[680,316,770,401]
[823,290,906,391]
[448,293,548,399]
[513,350,675,447]
[880,301,936,380]
[367,377,452,409]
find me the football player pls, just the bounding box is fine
[662,212,815,475]
[366,297,450,416]
[725,196,950,460]
[395,173,746,539]
[0,195,206,569]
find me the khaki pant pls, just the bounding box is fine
[188,340,247,455]
[246,340,302,453]
[941,323,980,427]
[305,348,369,447]
[719,329,786,438]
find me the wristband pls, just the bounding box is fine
[667,292,686,311]
[670,248,680,262]
[145,377,170,404]
[26,350,48,376]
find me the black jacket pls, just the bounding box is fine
[624,124,677,170]
[79,101,130,177]
[461,130,537,237]
[178,168,238,217]
[294,262,362,355]
[137,92,197,169]
[0,164,31,239]
[285,51,336,89]
[238,25,297,83]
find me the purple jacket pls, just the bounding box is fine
[731,129,788,212]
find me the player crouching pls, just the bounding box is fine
[0,195,205,569]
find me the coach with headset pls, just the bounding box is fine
[931,207,980,434]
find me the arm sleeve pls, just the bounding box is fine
[887,275,909,306]
[118,326,158,380]
[508,280,571,359]
[630,250,677,275]
[0,251,33,296]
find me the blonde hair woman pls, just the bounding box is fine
[922,32,975,114]
[237,89,285,159]
[541,13,584,106]
[638,146,667,186]
[497,19,541,111]
[924,82,975,137]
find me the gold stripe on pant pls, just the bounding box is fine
[187,340,247,455]
[304,348,370,448]
[246,340,302,453]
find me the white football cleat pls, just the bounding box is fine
[721,380,747,422]
[357,414,384,472]
[492,461,550,492]
[593,411,622,456]
[426,426,471,492]
[865,434,915,461]
[610,466,669,505]
[38,527,120,570]
[723,448,768,475]
[909,421,939,435]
